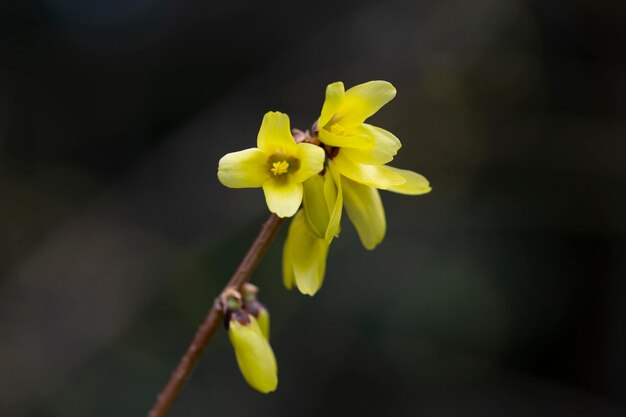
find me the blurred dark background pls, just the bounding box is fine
[1,0,626,416]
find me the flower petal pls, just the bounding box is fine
[302,166,343,239]
[342,177,386,250]
[257,111,297,154]
[302,175,330,239]
[318,127,373,150]
[282,226,295,290]
[262,180,303,218]
[341,124,401,165]
[319,81,345,128]
[295,237,329,296]
[325,163,343,239]
[333,153,406,189]
[256,308,270,340]
[337,81,396,126]
[283,210,330,296]
[217,148,269,188]
[292,142,325,182]
[228,317,278,393]
[385,167,432,195]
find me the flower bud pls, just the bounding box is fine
[228,311,278,393]
[241,284,270,340]
[245,300,270,340]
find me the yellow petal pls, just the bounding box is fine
[341,124,401,165]
[257,111,297,154]
[385,167,432,195]
[217,148,269,188]
[302,175,329,239]
[318,127,373,150]
[262,180,303,218]
[337,81,396,126]
[333,153,406,189]
[325,163,343,239]
[302,166,343,240]
[319,81,345,128]
[257,309,270,340]
[228,317,278,393]
[283,210,329,296]
[292,142,325,182]
[282,225,295,290]
[342,177,386,250]
[295,238,329,296]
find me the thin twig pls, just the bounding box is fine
[147,214,285,417]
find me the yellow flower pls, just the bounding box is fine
[218,111,326,218]
[318,80,401,165]
[317,81,431,249]
[283,80,431,296]
[228,311,278,393]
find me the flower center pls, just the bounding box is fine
[270,160,289,176]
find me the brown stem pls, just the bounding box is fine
[147,214,285,417]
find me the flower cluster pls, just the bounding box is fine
[217,81,431,392]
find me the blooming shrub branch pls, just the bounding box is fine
[148,80,431,417]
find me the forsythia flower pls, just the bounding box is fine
[283,80,431,296]
[319,80,431,248]
[218,111,326,218]
[228,310,278,393]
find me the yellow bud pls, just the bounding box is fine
[240,286,270,340]
[228,314,278,393]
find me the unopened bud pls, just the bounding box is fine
[245,299,270,340]
[241,284,270,340]
[228,312,278,394]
